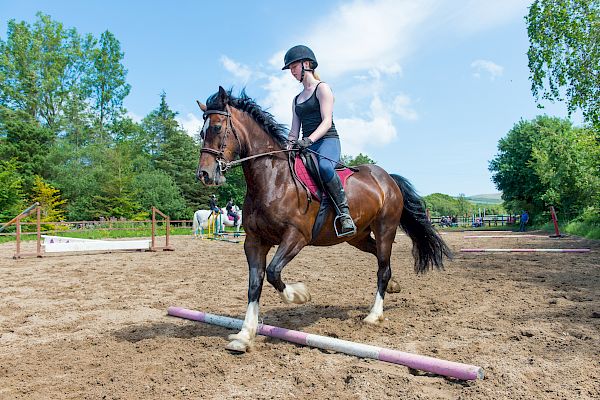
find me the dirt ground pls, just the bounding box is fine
[0,231,598,399]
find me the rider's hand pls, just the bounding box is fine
[296,137,313,150]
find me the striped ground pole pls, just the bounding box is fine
[463,235,549,238]
[460,248,591,253]
[167,306,484,381]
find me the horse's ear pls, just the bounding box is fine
[196,100,207,112]
[218,86,229,103]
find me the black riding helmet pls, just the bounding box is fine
[282,45,318,70]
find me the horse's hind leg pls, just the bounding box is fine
[349,231,394,324]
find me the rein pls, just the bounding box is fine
[201,106,296,172]
[200,105,356,178]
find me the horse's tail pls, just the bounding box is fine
[390,174,452,274]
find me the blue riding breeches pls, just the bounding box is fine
[308,137,340,183]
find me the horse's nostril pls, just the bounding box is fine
[197,170,210,183]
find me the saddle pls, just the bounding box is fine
[293,154,354,200]
[293,153,356,242]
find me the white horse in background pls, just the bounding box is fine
[220,206,243,232]
[192,207,242,238]
[192,210,223,238]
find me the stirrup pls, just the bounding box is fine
[334,214,356,238]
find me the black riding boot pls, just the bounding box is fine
[323,174,356,237]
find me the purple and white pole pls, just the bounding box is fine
[461,248,591,253]
[167,306,484,381]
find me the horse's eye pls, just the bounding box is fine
[213,124,222,133]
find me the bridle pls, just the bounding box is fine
[200,106,243,173]
[200,105,292,172]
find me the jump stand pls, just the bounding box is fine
[167,306,484,381]
[151,207,174,251]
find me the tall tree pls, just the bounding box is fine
[0,159,24,221]
[0,13,85,131]
[84,31,130,131]
[489,116,599,220]
[144,93,205,210]
[0,107,54,191]
[527,0,600,130]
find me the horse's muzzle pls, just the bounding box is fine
[196,167,225,186]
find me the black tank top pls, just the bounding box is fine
[294,82,339,139]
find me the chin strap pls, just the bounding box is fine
[300,63,314,83]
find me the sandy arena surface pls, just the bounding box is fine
[0,231,598,399]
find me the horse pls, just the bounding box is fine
[220,207,243,232]
[192,209,223,238]
[196,86,451,353]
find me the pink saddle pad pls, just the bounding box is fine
[294,156,354,200]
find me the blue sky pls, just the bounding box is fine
[0,0,583,196]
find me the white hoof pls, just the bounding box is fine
[363,313,384,324]
[226,333,254,353]
[279,282,311,304]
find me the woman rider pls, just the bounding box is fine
[282,45,356,237]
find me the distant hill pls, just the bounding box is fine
[465,193,503,204]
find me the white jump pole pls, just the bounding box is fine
[460,248,590,253]
[167,306,484,381]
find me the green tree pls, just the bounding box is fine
[132,170,188,219]
[84,31,130,131]
[0,159,24,221]
[0,107,54,191]
[30,175,66,222]
[145,93,205,210]
[489,117,552,214]
[423,193,460,216]
[531,125,600,216]
[0,13,86,131]
[340,153,376,166]
[489,116,599,221]
[527,0,600,129]
[456,193,470,216]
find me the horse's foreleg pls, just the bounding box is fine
[265,232,310,304]
[226,236,270,353]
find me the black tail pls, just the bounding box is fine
[391,174,452,274]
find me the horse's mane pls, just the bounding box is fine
[206,88,289,147]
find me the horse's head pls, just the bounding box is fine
[196,86,241,186]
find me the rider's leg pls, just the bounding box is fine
[311,138,356,237]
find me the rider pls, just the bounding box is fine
[283,44,356,237]
[209,194,220,215]
[226,198,239,226]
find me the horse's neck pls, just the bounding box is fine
[235,111,290,198]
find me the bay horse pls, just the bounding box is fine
[196,86,451,352]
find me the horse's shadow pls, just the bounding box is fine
[113,304,361,344]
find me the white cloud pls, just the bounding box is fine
[471,59,504,80]
[260,74,299,127]
[220,55,252,83]
[126,111,143,123]
[392,94,418,121]
[306,0,436,78]
[336,96,398,156]
[177,112,204,138]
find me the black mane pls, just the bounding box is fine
[206,88,289,146]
